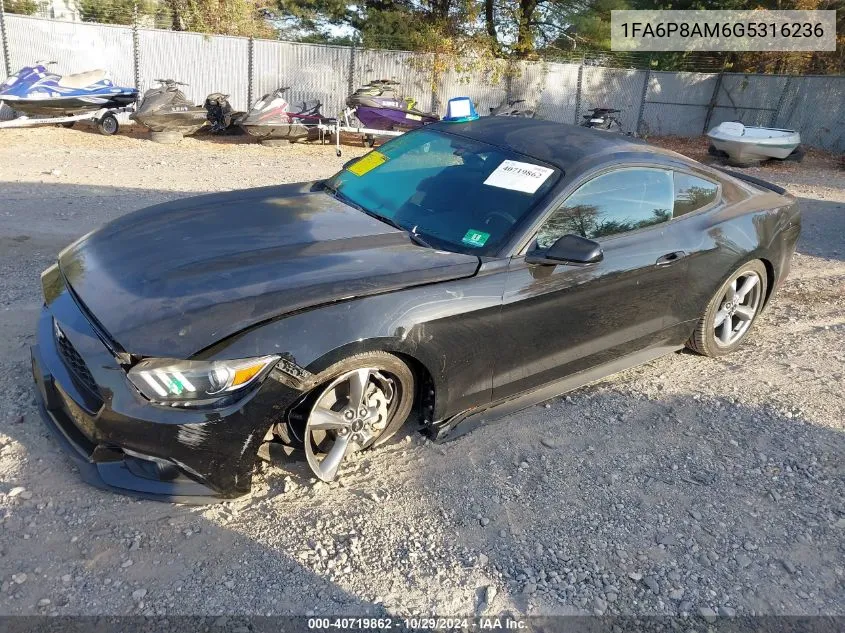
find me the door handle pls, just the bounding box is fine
[655,251,686,266]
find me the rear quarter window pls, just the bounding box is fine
[673,172,720,217]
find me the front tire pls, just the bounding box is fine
[686,260,768,357]
[294,352,415,481]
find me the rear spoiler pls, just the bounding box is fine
[713,167,788,195]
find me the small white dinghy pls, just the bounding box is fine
[707,122,801,165]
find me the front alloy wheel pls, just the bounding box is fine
[300,353,414,481]
[687,260,768,357]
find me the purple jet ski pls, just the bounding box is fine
[346,79,438,132]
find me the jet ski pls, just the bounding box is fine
[204,92,244,134]
[0,61,137,117]
[130,79,208,136]
[345,79,438,131]
[581,107,623,132]
[489,98,535,118]
[239,87,330,141]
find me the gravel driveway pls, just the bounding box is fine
[0,127,842,619]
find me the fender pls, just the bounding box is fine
[197,260,510,422]
[670,198,796,325]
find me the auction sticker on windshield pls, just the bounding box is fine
[348,151,388,176]
[483,160,555,194]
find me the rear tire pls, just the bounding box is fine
[686,260,768,357]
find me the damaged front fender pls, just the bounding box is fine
[198,262,509,424]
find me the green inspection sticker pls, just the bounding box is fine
[461,229,490,247]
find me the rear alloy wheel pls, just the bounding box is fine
[687,260,767,357]
[301,353,414,481]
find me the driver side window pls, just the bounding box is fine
[536,168,673,249]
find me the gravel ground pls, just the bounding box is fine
[0,126,843,619]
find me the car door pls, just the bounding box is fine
[493,166,691,400]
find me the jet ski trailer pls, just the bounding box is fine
[707,122,801,165]
[331,79,439,151]
[320,112,405,157]
[0,107,130,134]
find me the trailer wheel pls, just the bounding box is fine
[97,113,119,136]
[59,121,75,129]
[364,135,375,148]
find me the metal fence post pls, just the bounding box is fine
[505,60,515,104]
[429,53,439,114]
[0,0,11,78]
[247,36,254,110]
[347,40,356,99]
[573,63,583,125]
[703,71,724,134]
[636,68,650,137]
[771,75,792,128]
[132,2,141,89]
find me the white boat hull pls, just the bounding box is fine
[707,122,800,164]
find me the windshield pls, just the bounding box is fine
[324,128,560,256]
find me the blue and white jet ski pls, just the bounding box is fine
[0,61,138,117]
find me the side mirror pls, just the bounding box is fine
[525,234,603,265]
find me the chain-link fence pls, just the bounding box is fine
[1,12,843,152]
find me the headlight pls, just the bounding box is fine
[127,355,279,406]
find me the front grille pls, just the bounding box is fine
[54,322,101,402]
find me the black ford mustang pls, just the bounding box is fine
[31,118,800,502]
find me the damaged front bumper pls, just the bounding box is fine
[31,282,305,504]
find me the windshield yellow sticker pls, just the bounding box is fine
[347,151,388,176]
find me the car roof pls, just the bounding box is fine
[430,117,676,172]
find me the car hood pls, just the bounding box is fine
[58,182,480,358]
